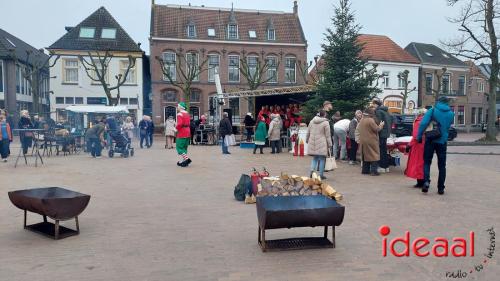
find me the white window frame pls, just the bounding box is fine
[266,56,278,83]
[185,52,199,82]
[207,54,220,82]
[267,29,275,40]
[120,59,136,84]
[442,74,451,94]
[227,24,238,39]
[228,55,240,82]
[382,71,390,88]
[162,52,176,82]
[478,79,485,92]
[187,25,196,38]
[79,27,95,38]
[398,72,405,89]
[284,57,296,84]
[207,28,216,37]
[247,56,258,80]
[248,30,257,39]
[458,75,466,95]
[62,58,79,84]
[101,28,116,39]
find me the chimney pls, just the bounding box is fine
[65,26,74,32]
[293,1,298,15]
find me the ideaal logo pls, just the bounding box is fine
[379,226,495,279]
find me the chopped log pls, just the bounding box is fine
[304,189,312,195]
[312,185,321,190]
[323,185,336,196]
[334,193,343,201]
[288,178,295,185]
[311,190,319,196]
[303,178,315,187]
[282,192,290,196]
[280,172,289,180]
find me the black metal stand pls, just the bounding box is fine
[23,210,80,240]
[258,226,335,252]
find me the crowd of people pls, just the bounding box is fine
[306,96,455,195]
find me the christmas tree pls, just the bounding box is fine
[304,0,380,120]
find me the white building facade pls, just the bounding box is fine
[47,7,144,124]
[49,52,143,123]
[370,61,420,114]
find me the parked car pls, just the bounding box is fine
[391,114,457,141]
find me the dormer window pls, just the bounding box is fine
[228,24,238,39]
[207,28,216,37]
[79,27,95,38]
[267,29,275,40]
[187,24,196,38]
[101,28,116,39]
[248,30,257,39]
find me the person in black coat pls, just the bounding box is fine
[18,110,34,154]
[138,116,150,148]
[243,113,255,142]
[147,117,155,148]
[219,112,232,154]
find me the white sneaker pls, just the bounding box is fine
[95,156,102,159]
[385,168,390,173]
[377,168,386,173]
[2,159,7,162]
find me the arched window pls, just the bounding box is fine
[164,106,176,123]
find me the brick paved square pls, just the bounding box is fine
[0,141,499,281]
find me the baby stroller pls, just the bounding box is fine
[108,130,135,158]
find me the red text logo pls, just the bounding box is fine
[379,225,475,257]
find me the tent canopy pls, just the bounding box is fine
[65,105,129,114]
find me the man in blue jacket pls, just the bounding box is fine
[416,96,455,195]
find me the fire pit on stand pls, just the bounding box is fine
[8,187,91,240]
[256,195,344,252]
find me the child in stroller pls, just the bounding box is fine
[108,129,134,158]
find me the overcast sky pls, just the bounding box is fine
[1,0,463,62]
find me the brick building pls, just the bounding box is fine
[405,42,478,130]
[149,1,307,126]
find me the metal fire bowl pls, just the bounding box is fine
[8,187,91,221]
[256,195,345,229]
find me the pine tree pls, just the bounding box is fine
[303,0,380,120]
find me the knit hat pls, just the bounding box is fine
[178,102,187,110]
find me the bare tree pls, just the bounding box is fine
[397,69,417,113]
[424,67,448,104]
[9,49,59,115]
[239,55,280,90]
[78,50,136,106]
[444,0,498,140]
[156,51,208,110]
[296,60,315,85]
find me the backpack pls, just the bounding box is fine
[234,174,252,201]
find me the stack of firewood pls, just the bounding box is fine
[257,172,343,201]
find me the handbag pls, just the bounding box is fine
[325,151,337,171]
[424,108,441,141]
[224,134,236,146]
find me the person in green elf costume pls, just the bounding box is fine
[175,102,192,167]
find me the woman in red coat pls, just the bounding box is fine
[405,108,427,187]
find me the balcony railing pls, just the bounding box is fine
[441,89,466,96]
